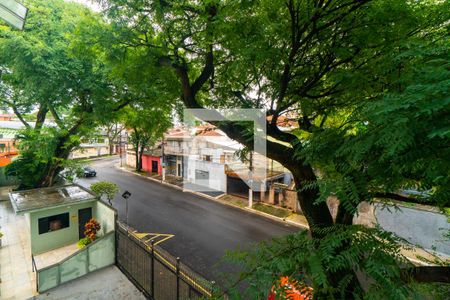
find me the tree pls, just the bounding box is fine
[105,122,125,155]
[0,0,131,189]
[92,0,450,297]
[124,105,171,172]
[90,181,119,206]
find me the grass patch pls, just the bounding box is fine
[219,195,247,207]
[252,203,291,218]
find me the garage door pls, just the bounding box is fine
[195,170,209,185]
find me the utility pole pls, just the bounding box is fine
[161,136,166,182]
[248,150,253,208]
[119,133,124,168]
[119,131,123,167]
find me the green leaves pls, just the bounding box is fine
[5,127,63,189]
[90,181,119,205]
[224,225,414,299]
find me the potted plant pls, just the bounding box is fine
[77,218,101,249]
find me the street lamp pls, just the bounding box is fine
[122,190,131,224]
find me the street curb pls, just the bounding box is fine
[78,154,120,163]
[115,165,306,229]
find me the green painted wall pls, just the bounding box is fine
[29,201,96,255]
[94,201,116,235]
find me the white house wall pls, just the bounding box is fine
[186,157,226,192]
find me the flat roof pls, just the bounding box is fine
[9,184,97,214]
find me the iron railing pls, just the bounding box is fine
[116,222,214,300]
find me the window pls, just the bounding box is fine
[38,213,70,234]
[204,155,211,162]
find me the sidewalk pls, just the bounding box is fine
[117,165,450,267]
[30,265,145,300]
[0,200,37,300]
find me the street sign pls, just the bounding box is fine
[0,0,28,30]
[122,190,131,199]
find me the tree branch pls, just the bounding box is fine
[373,192,437,206]
[49,105,65,129]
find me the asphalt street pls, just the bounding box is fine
[77,157,298,285]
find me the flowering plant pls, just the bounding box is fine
[84,218,101,241]
[268,276,313,300]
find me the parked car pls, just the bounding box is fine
[83,166,97,177]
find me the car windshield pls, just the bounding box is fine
[84,167,93,171]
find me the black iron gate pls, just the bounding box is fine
[116,222,213,300]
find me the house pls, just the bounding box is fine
[142,147,163,174]
[0,122,19,166]
[8,184,116,293]
[9,184,115,255]
[125,142,163,174]
[0,120,25,165]
[163,127,191,177]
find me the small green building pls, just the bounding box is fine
[9,184,115,254]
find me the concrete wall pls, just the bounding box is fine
[94,201,116,236]
[126,151,136,169]
[71,146,109,159]
[186,158,226,192]
[29,200,96,255]
[374,204,450,256]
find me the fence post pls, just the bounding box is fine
[176,257,180,300]
[151,240,155,297]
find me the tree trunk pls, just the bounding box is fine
[37,135,76,187]
[138,145,144,172]
[109,139,114,155]
[134,143,140,171]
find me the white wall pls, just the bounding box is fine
[126,151,136,168]
[71,146,109,159]
[95,200,116,235]
[186,158,226,192]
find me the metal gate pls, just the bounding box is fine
[116,222,213,299]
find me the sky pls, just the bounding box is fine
[67,0,102,12]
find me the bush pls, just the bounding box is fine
[77,237,91,249]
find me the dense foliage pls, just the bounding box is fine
[1,0,449,298]
[0,0,131,188]
[94,0,449,298]
[90,181,119,206]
